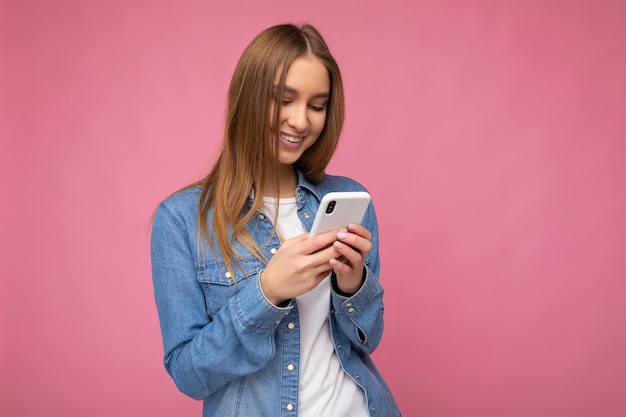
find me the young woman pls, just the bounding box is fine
[151,23,401,417]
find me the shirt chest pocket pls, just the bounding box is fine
[196,257,263,318]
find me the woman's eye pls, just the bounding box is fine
[309,105,326,112]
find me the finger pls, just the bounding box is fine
[308,244,344,270]
[336,229,372,256]
[280,232,310,248]
[332,240,364,266]
[304,229,342,254]
[329,257,353,274]
[347,223,372,241]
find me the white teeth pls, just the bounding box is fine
[281,133,303,143]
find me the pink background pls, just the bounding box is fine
[2,0,625,416]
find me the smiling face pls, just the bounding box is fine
[273,55,330,167]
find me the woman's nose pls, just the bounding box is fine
[287,105,308,132]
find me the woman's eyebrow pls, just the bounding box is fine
[282,85,330,99]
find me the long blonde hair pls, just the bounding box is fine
[196,23,345,277]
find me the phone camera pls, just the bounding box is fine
[325,201,336,214]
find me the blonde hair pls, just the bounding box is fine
[195,23,345,277]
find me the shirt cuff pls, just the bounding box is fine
[233,271,294,331]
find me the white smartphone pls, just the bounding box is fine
[308,191,371,238]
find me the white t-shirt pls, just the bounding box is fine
[263,197,369,417]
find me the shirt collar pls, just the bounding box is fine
[295,169,322,202]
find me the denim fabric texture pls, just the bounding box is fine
[151,171,401,416]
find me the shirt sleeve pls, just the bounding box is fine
[329,200,386,355]
[150,203,293,400]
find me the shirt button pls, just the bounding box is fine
[348,307,355,313]
[337,343,342,350]
[287,363,295,371]
[370,405,376,412]
[270,248,277,255]
[225,271,232,278]
[286,403,294,411]
[355,373,360,379]
[345,302,353,307]
[303,212,310,219]
[288,322,295,330]
[259,214,265,220]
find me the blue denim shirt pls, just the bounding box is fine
[151,171,401,416]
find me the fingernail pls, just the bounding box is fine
[334,241,344,250]
[348,223,358,231]
[337,232,347,240]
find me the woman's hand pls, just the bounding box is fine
[260,230,339,306]
[329,223,372,295]
[260,223,373,305]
